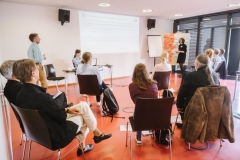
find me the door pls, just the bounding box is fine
[228,28,240,75]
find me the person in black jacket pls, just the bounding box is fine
[13,59,112,156]
[176,38,187,74]
[176,54,219,129]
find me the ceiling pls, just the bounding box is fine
[1,0,239,19]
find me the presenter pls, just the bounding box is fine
[176,38,187,74]
[73,49,82,68]
[27,33,47,88]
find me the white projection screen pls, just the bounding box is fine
[79,11,139,54]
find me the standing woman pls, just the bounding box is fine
[176,38,187,74]
[72,49,82,68]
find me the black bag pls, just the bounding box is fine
[155,124,172,145]
[102,87,124,122]
[155,90,173,145]
[162,89,173,98]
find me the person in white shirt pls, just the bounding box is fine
[219,48,226,62]
[205,48,214,67]
[72,49,82,68]
[212,48,223,71]
[151,51,172,79]
[76,52,107,106]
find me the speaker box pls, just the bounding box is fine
[58,9,70,25]
[147,19,156,30]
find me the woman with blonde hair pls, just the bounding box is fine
[76,52,107,106]
[151,51,171,78]
[176,54,219,129]
[205,48,214,59]
[129,63,158,145]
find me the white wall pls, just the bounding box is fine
[0,1,173,86]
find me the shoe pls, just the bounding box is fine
[135,138,142,146]
[77,144,94,156]
[176,123,183,129]
[96,101,101,106]
[93,133,112,143]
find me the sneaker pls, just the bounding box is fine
[135,138,142,146]
[77,144,94,156]
[93,133,112,143]
[96,101,101,106]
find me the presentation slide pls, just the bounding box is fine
[79,11,139,54]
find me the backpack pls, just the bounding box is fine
[155,89,174,145]
[102,87,124,122]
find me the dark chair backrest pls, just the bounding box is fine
[44,64,56,79]
[11,104,52,150]
[153,71,171,90]
[77,74,100,95]
[9,102,25,133]
[133,97,174,131]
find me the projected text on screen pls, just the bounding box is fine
[79,11,139,54]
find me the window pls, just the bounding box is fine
[231,13,240,25]
[201,15,227,28]
[178,19,198,30]
[212,27,227,50]
[188,30,198,66]
[198,28,211,54]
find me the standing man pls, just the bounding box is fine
[27,33,47,88]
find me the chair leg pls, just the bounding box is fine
[58,149,61,160]
[168,129,172,160]
[22,138,27,160]
[56,81,60,92]
[20,132,23,145]
[130,131,132,160]
[220,138,224,147]
[126,122,129,147]
[188,142,190,151]
[77,137,86,160]
[27,140,32,160]
[173,113,179,134]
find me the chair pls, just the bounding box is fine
[153,71,171,97]
[77,75,100,103]
[11,104,85,160]
[125,97,174,160]
[44,64,65,92]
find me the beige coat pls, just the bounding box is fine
[181,85,235,143]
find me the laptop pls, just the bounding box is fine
[91,58,97,66]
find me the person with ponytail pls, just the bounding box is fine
[151,51,172,78]
[72,49,82,68]
[76,52,107,106]
[129,63,158,145]
[176,54,219,129]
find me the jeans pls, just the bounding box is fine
[136,131,142,140]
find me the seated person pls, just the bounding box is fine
[205,48,214,67]
[73,49,82,68]
[151,51,172,79]
[0,60,72,108]
[211,48,222,71]
[129,63,158,145]
[13,59,112,156]
[176,54,219,129]
[76,52,107,106]
[0,60,23,105]
[219,48,226,62]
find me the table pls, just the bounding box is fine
[233,71,240,100]
[63,65,113,94]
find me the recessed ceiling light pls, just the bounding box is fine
[175,14,183,17]
[228,3,240,7]
[203,18,211,21]
[98,3,110,7]
[143,9,153,12]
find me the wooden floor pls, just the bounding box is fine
[10,73,240,160]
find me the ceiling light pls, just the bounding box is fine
[222,20,227,23]
[143,9,153,12]
[228,3,240,7]
[175,14,183,17]
[98,3,110,7]
[203,18,211,21]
